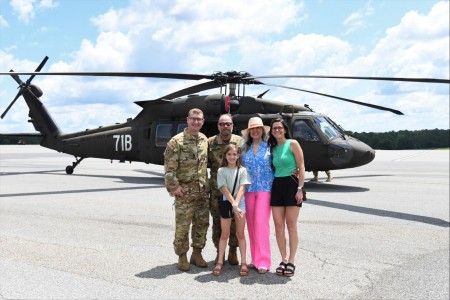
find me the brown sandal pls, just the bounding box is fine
[239,264,249,276]
[212,263,223,276]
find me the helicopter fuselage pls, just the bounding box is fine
[38,93,375,174]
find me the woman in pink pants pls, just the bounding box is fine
[241,117,274,274]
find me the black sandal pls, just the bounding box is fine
[276,262,287,275]
[284,263,296,277]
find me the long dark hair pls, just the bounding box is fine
[267,118,292,152]
[220,144,243,168]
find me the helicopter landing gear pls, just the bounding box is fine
[66,157,84,174]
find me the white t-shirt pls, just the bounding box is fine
[217,166,251,201]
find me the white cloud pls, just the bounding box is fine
[90,0,303,56]
[10,0,35,24]
[0,15,9,28]
[37,0,57,9]
[343,1,374,35]
[9,0,57,24]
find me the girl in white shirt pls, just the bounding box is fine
[213,144,251,276]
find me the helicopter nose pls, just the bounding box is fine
[328,137,375,169]
[347,137,375,167]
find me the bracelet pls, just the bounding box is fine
[297,186,303,190]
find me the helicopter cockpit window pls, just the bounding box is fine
[177,124,187,133]
[156,124,173,147]
[313,116,340,140]
[293,120,320,142]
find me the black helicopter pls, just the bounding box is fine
[1,56,448,174]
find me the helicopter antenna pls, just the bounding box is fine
[257,89,270,98]
[304,104,314,112]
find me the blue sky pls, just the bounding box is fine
[0,0,448,133]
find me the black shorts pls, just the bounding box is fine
[270,176,302,207]
[219,200,234,218]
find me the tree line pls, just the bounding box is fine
[346,129,449,150]
[1,129,449,149]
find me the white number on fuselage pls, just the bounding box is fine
[113,134,132,151]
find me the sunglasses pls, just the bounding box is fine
[218,122,233,127]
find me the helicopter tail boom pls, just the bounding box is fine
[1,57,62,150]
[21,85,62,147]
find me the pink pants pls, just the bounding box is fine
[245,191,272,270]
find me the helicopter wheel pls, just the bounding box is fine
[65,166,74,174]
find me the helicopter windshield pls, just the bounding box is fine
[313,116,341,140]
[292,119,320,141]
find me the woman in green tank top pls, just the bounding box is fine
[268,118,306,277]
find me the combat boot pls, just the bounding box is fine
[190,248,207,268]
[178,253,190,271]
[228,246,239,265]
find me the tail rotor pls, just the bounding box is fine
[1,56,48,119]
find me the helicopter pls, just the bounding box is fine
[1,56,449,174]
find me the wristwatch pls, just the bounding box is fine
[297,186,303,190]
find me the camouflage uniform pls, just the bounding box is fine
[208,134,244,249]
[164,128,209,256]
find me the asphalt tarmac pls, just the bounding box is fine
[0,145,449,300]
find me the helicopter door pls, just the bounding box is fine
[149,122,188,165]
[149,123,173,165]
[291,119,325,171]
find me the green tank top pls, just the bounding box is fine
[273,140,297,177]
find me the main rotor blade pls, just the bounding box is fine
[134,81,225,107]
[245,75,450,84]
[26,56,49,84]
[262,82,404,115]
[0,71,213,81]
[157,81,225,100]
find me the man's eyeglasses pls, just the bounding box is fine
[188,117,204,122]
[272,126,284,131]
[218,122,233,127]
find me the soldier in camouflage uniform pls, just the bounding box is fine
[208,114,244,265]
[164,108,209,272]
